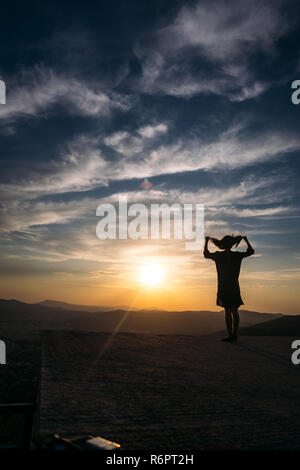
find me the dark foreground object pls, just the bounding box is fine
[37,433,121,450]
[39,331,300,450]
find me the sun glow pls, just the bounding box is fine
[138,262,165,288]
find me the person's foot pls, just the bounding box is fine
[221,336,234,342]
[231,335,238,342]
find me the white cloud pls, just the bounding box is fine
[244,268,300,282]
[0,171,286,234]
[134,0,290,100]
[170,1,286,60]
[1,119,299,203]
[104,131,143,156]
[137,123,168,138]
[229,82,269,102]
[0,168,296,272]
[210,206,295,218]
[0,135,108,199]
[0,67,132,124]
[104,127,300,180]
[104,122,168,156]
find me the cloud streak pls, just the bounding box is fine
[1,118,299,203]
[0,66,132,125]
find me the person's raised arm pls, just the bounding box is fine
[241,236,255,257]
[203,236,215,259]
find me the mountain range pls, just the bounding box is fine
[0,298,285,339]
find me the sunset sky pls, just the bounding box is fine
[0,0,300,314]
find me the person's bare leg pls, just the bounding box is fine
[224,308,233,339]
[231,308,239,340]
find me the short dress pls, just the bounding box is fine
[204,248,254,308]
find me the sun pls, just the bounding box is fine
[139,262,165,288]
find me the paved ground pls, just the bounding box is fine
[39,331,300,449]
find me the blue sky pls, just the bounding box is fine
[0,0,300,313]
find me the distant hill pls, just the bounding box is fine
[0,299,283,339]
[36,299,140,312]
[240,315,300,336]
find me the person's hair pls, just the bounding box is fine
[210,235,242,250]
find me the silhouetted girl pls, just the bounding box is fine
[204,235,254,342]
